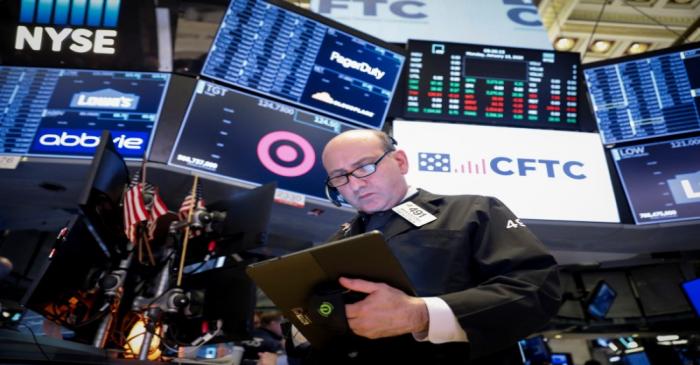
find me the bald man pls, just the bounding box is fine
[302,129,561,364]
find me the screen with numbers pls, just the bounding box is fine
[201,0,405,130]
[610,136,700,224]
[403,40,580,130]
[583,42,700,145]
[168,80,357,202]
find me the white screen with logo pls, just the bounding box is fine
[393,120,620,223]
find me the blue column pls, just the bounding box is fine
[19,0,37,23]
[36,0,53,24]
[70,0,87,25]
[53,0,70,25]
[103,0,120,27]
[86,0,105,27]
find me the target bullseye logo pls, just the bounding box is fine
[257,131,316,177]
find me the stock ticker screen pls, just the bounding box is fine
[168,80,356,201]
[0,66,170,158]
[584,44,700,145]
[403,40,580,129]
[611,136,700,224]
[201,0,404,130]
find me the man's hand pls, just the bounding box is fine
[340,277,429,339]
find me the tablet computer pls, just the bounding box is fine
[245,231,415,348]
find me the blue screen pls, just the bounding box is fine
[611,136,700,224]
[583,45,700,145]
[588,282,616,319]
[201,0,404,130]
[0,66,170,158]
[623,352,651,365]
[168,80,356,201]
[551,353,572,365]
[682,278,700,317]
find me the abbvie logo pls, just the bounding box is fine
[31,128,148,157]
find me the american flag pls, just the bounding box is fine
[178,181,205,237]
[123,172,149,243]
[146,185,169,241]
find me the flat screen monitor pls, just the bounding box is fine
[177,258,258,343]
[168,80,357,203]
[623,352,651,365]
[610,136,700,224]
[681,277,700,317]
[201,0,405,130]
[587,280,617,320]
[519,336,551,364]
[402,40,580,130]
[551,353,574,365]
[0,66,170,158]
[583,42,700,145]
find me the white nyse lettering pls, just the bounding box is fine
[69,29,93,53]
[94,30,117,54]
[14,25,42,50]
[43,27,72,52]
[681,179,700,199]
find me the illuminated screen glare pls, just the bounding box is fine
[168,80,356,201]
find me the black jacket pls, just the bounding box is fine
[310,189,561,364]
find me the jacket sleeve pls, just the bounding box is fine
[439,196,561,358]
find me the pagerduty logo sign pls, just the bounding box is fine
[329,51,385,80]
[15,0,121,54]
[70,88,139,110]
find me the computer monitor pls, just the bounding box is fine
[519,335,551,364]
[78,130,130,258]
[0,66,170,159]
[20,216,112,343]
[175,258,258,343]
[201,0,405,129]
[583,42,700,145]
[183,182,277,264]
[551,352,574,365]
[402,40,581,130]
[168,80,357,203]
[587,280,617,320]
[681,277,700,317]
[610,136,700,224]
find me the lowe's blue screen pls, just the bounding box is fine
[0,66,170,158]
[201,0,404,130]
[168,80,356,201]
[611,136,700,224]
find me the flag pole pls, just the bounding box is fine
[177,175,199,287]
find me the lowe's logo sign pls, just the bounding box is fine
[15,0,121,54]
[70,89,139,110]
[31,128,147,157]
[418,152,586,180]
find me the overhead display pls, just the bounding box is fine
[201,0,405,130]
[611,136,700,225]
[583,43,700,145]
[393,120,619,223]
[0,66,170,159]
[403,40,580,130]
[168,80,356,202]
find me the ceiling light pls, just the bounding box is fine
[626,42,650,55]
[554,37,577,51]
[589,40,613,54]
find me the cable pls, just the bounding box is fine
[623,0,683,38]
[18,323,51,362]
[582,0,609,61]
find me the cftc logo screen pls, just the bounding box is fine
[14,0,121,54]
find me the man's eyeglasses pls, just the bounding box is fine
[326,150,393,188]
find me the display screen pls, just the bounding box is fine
[681,278,700,317]
[583,43,700,145]
[403,40,580,129]
[168,80,356,201]
[611,136,700,224]
[587,281,616,319]
[0,66,170,158]
[201,0,404,130]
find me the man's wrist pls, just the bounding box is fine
[410,296,429,334]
